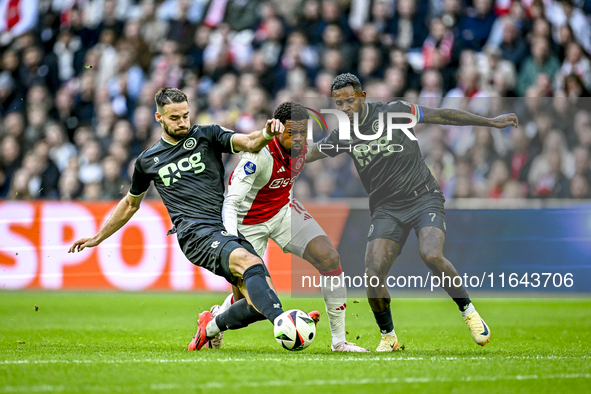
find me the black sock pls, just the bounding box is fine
[438,280,471,311]
[454,297,472,312]
[373,307,394,334]
[215,298,265,331]
[242,264,283,323]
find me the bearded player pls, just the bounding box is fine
[204,102,368,352]
[69,87,290,351]
[306,73,519,351]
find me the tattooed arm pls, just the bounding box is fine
[421,107,519,128]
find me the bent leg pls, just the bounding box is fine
[303,235,348,347]
[365,238,400,312]
[417,226,471,311]
[365,238,400,337]
[228,247,283,323]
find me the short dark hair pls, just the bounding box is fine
[273,102,308,124]
[330,73,362,94]
[155,87,187,111]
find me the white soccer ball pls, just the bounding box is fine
[274,309,316,351]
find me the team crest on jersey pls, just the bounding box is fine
[372,119,381,133]
[183,137,197,150]
[244,161,256,175]
[294,157,304,171]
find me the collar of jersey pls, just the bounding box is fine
[271,137,289,162]
[358,103,370,125]
[271,137,307,166]
[160,136,181,147]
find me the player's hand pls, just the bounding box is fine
[490,113,518,128]
[68,237,100,253]
[266,118,284,136]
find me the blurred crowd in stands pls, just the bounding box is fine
[0,0,590,202]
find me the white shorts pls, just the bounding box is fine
[238,200,327,259]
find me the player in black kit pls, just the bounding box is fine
[306,73,519,351]
[69,87,288,351]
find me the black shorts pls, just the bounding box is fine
[177,227,267,287]
[368,187,446,252]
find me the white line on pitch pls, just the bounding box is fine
[1,355,589,365]
[1,373,590,393]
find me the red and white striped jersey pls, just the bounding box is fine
[223,138,306,235]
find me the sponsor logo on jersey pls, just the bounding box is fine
[277,166,286,173]
[183,137,197,150]
[269,176,298,189]
[158,152,206,186]
[211,241,220,248]
[244,161,256,175]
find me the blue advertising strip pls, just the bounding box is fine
[337,209,591,293]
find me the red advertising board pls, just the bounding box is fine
[0,201,349,292]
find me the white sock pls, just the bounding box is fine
[320,272,347,346]
[461,303,476,318]
[382,329,397,337]
[218,293,234,315]
[206,318,220,337]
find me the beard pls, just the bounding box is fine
[291,146,303,157]
[163,121,189,141]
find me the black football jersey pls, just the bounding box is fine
[129,124,235,234]
[318,101,438,210]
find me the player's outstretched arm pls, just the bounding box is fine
[68,193,144,253]
[232,119,285,153]
[305,145,328,163]
[422,107,519,128]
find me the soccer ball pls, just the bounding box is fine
[274,309,316,351]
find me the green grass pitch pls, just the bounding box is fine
[1,292,590,393]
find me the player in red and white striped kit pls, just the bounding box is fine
[209,102,368,352]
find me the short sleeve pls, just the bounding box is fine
[387,100,424,124]
[129,159,151,197]
[315,128,345,158]
[204,125,238,154]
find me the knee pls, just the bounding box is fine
[365,263,385,280]
[229,249,263,275]
[322,248,340,271]
[420,248,445,268]
[312,247,340,272]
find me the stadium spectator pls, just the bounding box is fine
[1,0,590,203]
[45,122,77,173]
[573,146,591,184]
[516,37,560,96]
[389,0,428,50]
[0,72,23,117]
[422,17,454,71]
[505,126,537,184]
[0,135,22,198]
[456,0,497,52]
[555,41,591,91]
[570,173,591,198]
[497,17,530,68]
